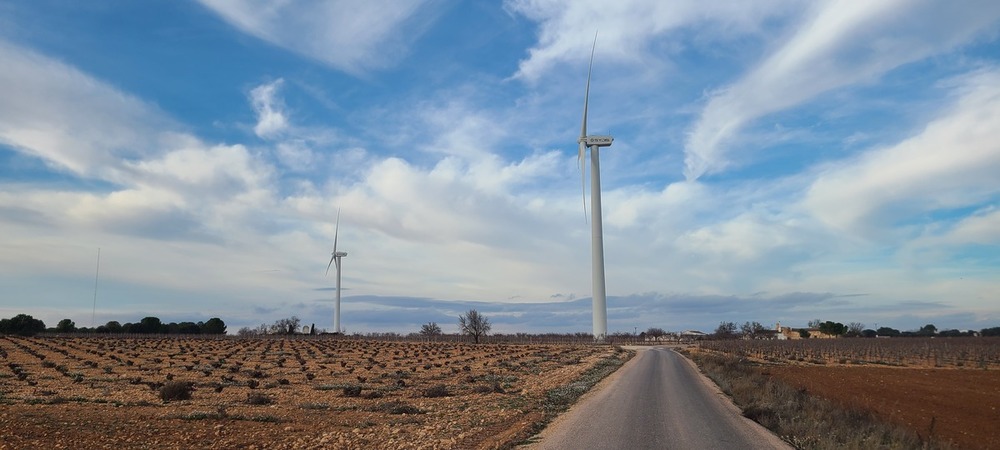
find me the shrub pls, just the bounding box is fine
[423,384,450,398]
[473,381,505,394]
[342,384,362,397]
[369,401,423,415]
[246,393,273,405]
[159,381,193,402]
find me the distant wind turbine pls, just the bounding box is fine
[91,248,101,328]
[325,210,348,334]
[578,33,614,342]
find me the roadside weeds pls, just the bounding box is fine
[682,350,952,450]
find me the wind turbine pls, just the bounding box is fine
[91,247,101,328]
[578,33,614,342]
[325,210,348,334]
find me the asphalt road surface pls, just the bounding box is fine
[527,347,792,450]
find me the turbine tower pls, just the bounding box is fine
[578,34,613,342]
[325,210,348,334]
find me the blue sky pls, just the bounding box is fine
[1,1,999,335]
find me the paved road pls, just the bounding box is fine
[528,347,791,450]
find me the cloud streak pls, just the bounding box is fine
[197,0,443,75]
[684,0,1000,179]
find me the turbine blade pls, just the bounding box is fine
[325,255,335,276]
[333,208,341,254]
[577,31,597,224]
[579,141,588,223]
[580,31,598,141]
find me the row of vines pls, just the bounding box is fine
[700,337,1000,369]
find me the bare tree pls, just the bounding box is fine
[714,321,738,339]
[847,322,866,337]
[458,309,491,344]
[419,322,442,337]
[740,321,767,339]
[646,327,666,341]
[269,316,301,335]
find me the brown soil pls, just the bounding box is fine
[0,336,624,449]
[764,366,1000,450]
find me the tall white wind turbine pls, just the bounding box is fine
[578,34,614,342]
[325,210,348,334]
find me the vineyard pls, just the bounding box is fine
[693,337,1000,449]
[700,337,1000,368]
[0,335,627,449]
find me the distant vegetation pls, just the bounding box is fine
[3,311,998,340]
[0,314,46,336]
[458,309,491,344]
[0,314,226,336]
[419,322,442,337]
[711,319,997,340]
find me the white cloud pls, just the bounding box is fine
[684,0,1000,179]
[0,41,173,178]
[506,0,796,82]
[250,79,288,139]
[805,68,1000,238]
[197,0,442,75]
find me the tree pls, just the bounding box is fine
[56,319,77,333]
[846,322,866,337]
[808,319,822,328]
[877,326,900,337]
[419,322,442,337]
[982,327,1000,337]
[740,321,766,339]
[270,316,301,335]
[646,327,666,341]
[0,314,46,336]
[818,321,846,336]
[798,329,811,338]
[201,317,227,335]
[104,321,123,333]
[714,321,738,339]
[918,324,937,336]
[172,322,201,334]
[458,309,491,344]
[139,316,164,334]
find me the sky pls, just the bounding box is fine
[1,0,999,335]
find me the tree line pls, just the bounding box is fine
[0,314,227,336]
[713,319,1000,339]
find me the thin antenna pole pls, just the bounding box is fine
[91,248,101,328]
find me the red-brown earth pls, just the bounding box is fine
[764,365,1000,450]
[0,336,625,449]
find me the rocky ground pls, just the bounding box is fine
[0,336,626,449]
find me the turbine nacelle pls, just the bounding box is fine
[332,251,348,257]
[582,135,613,147]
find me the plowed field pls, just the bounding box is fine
[0,336,624,449]
[764,366,1000,450]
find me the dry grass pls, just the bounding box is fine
[685,350,951,450]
